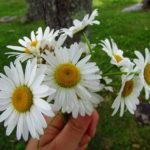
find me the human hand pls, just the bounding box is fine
[26,110,99,150]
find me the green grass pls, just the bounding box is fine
[0,0,150,149]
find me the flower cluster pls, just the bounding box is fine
[1,9,103,140]
[1,9,149,141]
[100,38,149,116]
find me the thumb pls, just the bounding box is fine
[56,114,92,150]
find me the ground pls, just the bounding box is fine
[0,0,150,150]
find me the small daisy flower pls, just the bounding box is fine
[42,43,103,118]
[62,9,100,38]
[100,38,134,71]
[134,48,150,99]
[6,27,63,62]
[111,73,143,117]
[0,60,55,140]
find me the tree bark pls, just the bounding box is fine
[42,0,92,29]
[22,0,92,43]
[23,0,92,28]
[42,0,92,44]
[21,0,44,23]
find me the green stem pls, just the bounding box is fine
[130,72,139,76]
[103,71,140,77]
[82,32,93,58]
[103,72,127,77]
[103,65,115,74]
[106,83,121,87]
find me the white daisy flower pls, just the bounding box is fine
[100,38,134,72]
[134,48,150,99]
[62,9,100,38]
[0,60,55,141]
[6,27,64,62]
[111,73,143,117]
[42,43,103,118]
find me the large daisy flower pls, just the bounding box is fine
[62,9,100,38]
[6,27,64,62]
[111,73,143,117]
[134,48,150,99]
[100,38,134,72]
[42,43,103,118]
[0,60,55,140]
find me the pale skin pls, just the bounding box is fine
[26,110,99,150]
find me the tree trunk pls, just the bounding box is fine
[42,0,92,29]
[21,0,44,23]
[22,0,92,43]
[142,0,150,9]
[42,0,92,43]
[23,0,92,28]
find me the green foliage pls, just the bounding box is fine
[0,0,150,150]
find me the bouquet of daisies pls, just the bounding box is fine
[0,9,149,141]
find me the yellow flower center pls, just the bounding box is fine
[25,48,32,54]
[113,54,123,63]
[122,79,134,97]
[144,63,150,85]
[30,40,38,47]
[55,63,81,88]
[12,86,33,113]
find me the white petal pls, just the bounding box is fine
[16,61,24,85]
[25,61,31,84]
[76,85,91,99]
[76,55,91,67]
[0,78,14,92]
[34,98,53,113]
[22,115,29,141]
[0,106,13,122]
[79,101,85,116]
[7,46,25,51]
[6,111,19,136]
[0,92,11,99]
[26,112,38,139]
[33,85,49,95]
[23,36,31,43]
[72,104,79,118]
[16,114,23,140]
[31,31,36,41]
[72,48,83,64]
[81,67,99,74]
[31,75,45,89]
[18,39,27,47]
[27,65,37,86]
[120,100,125,117]
[32,106,47,128]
